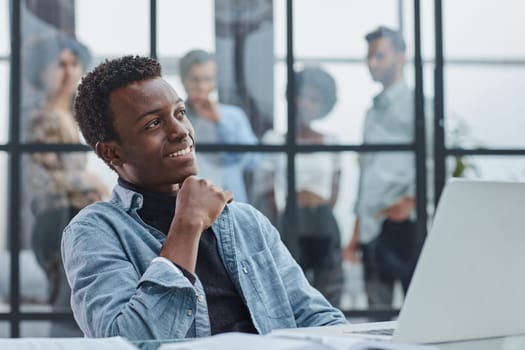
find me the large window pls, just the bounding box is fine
[2,0,525,338]
[437,0,525,190]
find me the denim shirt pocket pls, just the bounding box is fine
[239,247,294,320]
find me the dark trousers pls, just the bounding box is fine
[361,219,417,307]
[281,205,343,307]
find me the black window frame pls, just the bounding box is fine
[4,0,524,337]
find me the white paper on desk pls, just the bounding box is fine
[159,332,440,350]
[0,336,137,350]
[159,332,329,350]
[270,333,440,350]
[316,337,440,350]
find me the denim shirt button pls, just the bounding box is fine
[186,308,193,316]
[242,266,248,274]
[197,295,204,303]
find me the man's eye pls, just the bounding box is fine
[146,119,160,129]
[176,109,187,119]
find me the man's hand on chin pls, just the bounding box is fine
[175,176,233,229]
[161,176,234,273]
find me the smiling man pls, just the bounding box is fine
[62,55,346,340]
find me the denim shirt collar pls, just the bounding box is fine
[110,183,145,212]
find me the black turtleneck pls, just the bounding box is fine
[118,178,257,335]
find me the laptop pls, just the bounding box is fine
[273,179,525,344]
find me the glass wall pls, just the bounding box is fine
[21,322,54,337]
[0,0,7,56]
[76,0,149,60]
[0,322,8,337]
[0,152,7,314]
[14,1,115,339]
[0,61,8,144]
[441,0,525,186]
[445,65,525,149]
[0,0,8,320]
[2,0,525,338]
[443,0,525,149]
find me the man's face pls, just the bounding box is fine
[107,77,197,193]
[367,37,403,86]
[182,61,217,102]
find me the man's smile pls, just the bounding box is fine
[166,145,193,158]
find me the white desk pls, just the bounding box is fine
[437,336,525,350]
[1,334,523,350]
[271,323,525,350]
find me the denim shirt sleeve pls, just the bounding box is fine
[61,220,199,339]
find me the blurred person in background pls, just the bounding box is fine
[255,66,343,306]
[25,33,108,212]
[22,32,90,141]
[179,49,258,203]
[343,26,423,308]
[22,32,107,336]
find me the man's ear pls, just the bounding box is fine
[95,141,124,167]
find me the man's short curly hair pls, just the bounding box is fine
[74,55,162,150]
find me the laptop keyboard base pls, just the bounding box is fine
[347,328,395,336]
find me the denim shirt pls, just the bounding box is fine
[61,184,347,339]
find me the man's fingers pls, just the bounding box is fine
[180,176,233,204]
[206,183,234,204]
